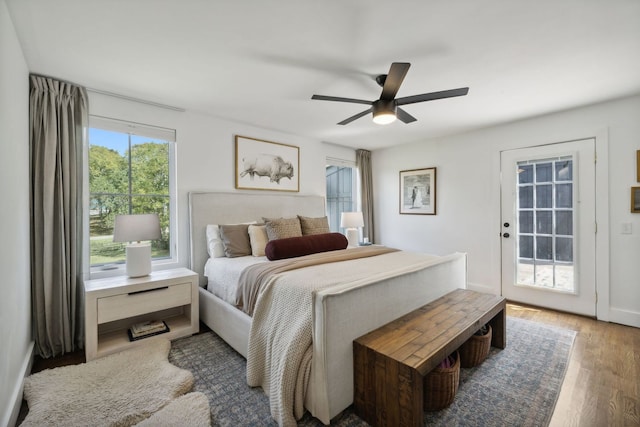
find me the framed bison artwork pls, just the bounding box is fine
[235,135,300,192]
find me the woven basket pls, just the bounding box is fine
[423,350,460,411]
[459,324,492,368]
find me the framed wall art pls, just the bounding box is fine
[399,167,437,215]
[632,187,640,213]
[235,135,299,192]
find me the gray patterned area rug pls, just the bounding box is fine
[169,316,575,426]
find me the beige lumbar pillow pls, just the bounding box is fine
[248,224,268,256]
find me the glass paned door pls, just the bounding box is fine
[501,139,596,317]
[516,156,575,292]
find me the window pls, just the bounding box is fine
[88,116,176,271]
[326,160,358,233]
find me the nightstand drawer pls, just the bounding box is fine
[97,282,192,324]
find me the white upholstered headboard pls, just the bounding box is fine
[188,191,326,286]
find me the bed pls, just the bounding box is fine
[188,191,467,425]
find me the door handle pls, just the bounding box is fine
[503,232,510,238]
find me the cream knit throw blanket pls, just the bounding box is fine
[246,250,448,426]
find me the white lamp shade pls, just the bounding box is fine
[113,214,161,243]
[340,212,364,229]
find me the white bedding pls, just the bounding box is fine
[204,256,267,304]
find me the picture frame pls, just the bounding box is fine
[399,167,437,215]
[632,187,640,213]
[235,135,299,192]
[637,150,640,182]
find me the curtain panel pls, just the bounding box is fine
[356,149,375,244]
[30,75,88,357]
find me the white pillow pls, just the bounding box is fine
[206,222,256,258]
[248,224,268,257]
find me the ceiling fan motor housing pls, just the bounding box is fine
[372,99,396,115]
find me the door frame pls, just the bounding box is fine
[497,129,610,320]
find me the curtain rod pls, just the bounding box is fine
[29,73,186,112]
[86,88,186,112]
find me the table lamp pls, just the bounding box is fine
[113,213,161,277]
[340,211,364,248]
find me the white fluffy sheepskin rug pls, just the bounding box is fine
[135,392,211,427]
[20,339,207,427]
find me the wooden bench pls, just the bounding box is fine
[353,288,506,427]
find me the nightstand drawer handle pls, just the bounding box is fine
[128,286,169,296]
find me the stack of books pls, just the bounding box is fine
[127,320,170,341]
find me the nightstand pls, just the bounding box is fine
[84,268,199,361]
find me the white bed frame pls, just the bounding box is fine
[188,191,467,424]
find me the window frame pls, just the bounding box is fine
[86,115,178,279]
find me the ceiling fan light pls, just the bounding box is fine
[372,111,396,125]
[372,100,397,125]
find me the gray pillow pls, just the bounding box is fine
[219,224,252,257]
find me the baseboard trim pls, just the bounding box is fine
[3,340,34,427]
[466,281,498,295]
[609,306,640,328]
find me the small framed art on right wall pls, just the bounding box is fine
[632,187,640,213]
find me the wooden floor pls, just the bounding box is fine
[17,309,640,426]
[507,303,640,427]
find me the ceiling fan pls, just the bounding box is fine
[311,62,469,125]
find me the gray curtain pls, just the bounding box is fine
[30,75,88,357]
[356,149,375,243]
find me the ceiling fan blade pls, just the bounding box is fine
[337,108,372,125]
[311,95,372,105]
[380,62,410,101]
[396,107,417,124]
[396,87,469,106]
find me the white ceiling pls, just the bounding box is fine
[7,0,640,150]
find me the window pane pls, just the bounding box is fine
[536,162,552,182]
[326,165,355,233]
[556,211,573,236]
[556,183,573,208]
[556,237,573,262]
[518,164,533,184]
[88,129,128,195]
[519,211,533,233]
[536,211,552,234]
[555,160,572,181]
[519,186,533,208]
[130,135,169,196]
[519,235,533,259]
[536,236,553,260]
[536,184,552,208]
[89,194,130,265]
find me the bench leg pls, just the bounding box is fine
[354,348,424,427]
[489,306,506,349]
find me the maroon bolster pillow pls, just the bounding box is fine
[265,232,348,261]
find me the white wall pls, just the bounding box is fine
[89,93,346,273]
[0,0,32,425]
[373,95,640,328]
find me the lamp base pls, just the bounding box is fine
[345,228,359,248]
[126,243,152,278]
